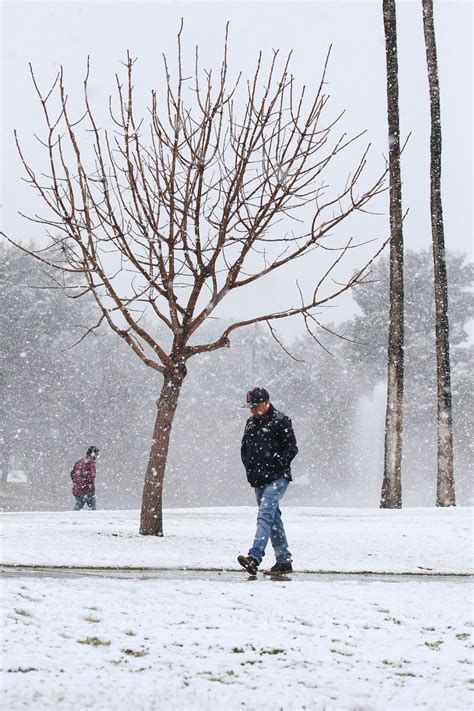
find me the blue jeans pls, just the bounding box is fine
[248,478,291,565]
[74,494,96,510]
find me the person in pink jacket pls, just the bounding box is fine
[71,446,99,510]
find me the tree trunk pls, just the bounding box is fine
[422,0,455,507]
[0,442,10,484]
[139,364,187,535]
[380,0,404,509]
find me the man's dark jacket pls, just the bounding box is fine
[241,404,298,487]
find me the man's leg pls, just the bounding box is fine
[85,494,96,510]
[73,496,85,510]
[269,505,292,564]
[248,478,289,565]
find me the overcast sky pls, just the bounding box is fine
[1,0,472,339]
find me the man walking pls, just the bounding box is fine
[71,446,99,510]
[238,388,298,575]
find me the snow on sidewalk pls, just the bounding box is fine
[1,507,472,573]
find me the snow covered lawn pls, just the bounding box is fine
[2,575,473,710]
[1,508,473,709]
[1,507,472,573]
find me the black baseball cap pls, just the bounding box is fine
[244,387,270,407]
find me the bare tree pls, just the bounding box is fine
[380,0,405,509]
[3,28,386,534]
[421,0,455,506]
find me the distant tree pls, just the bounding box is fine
[279,332,357,498]
[349,251,473,373]
[422,0,455,506]
[347,250,473,503]
[451,343,474,502]
[0,244,157,507]
[0,245,94,488]
[380,0,405,509]
[3,32,386,535]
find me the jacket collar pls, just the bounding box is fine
[252,403,275,424]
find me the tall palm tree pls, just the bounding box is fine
[421,0,455,506]
[380,0,405,509]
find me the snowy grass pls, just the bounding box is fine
[1,507,473,709]
[1,506,472,573]
[2,575,473,710]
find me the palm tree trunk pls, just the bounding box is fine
[139,364,186,535]
[421,0,455,506]
[380,0,404,509]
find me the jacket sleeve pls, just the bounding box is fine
[241,433,247,468]
[276,417,298,468]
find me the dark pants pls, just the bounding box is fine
[74,493,96,510]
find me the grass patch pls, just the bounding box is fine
[77,637,111,647]
[424,640,444,651]
[330,648,354,657]
[395,671,417,677]
[121,648,148,657]
[199,672,235,684]
[18,592,41,603]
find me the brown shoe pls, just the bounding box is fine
[237,554,258,575]
[263,562,293,575]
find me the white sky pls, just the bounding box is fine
[1,0,472,339]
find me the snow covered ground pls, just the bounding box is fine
[1,506,472,573]
[1,508,473,710]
